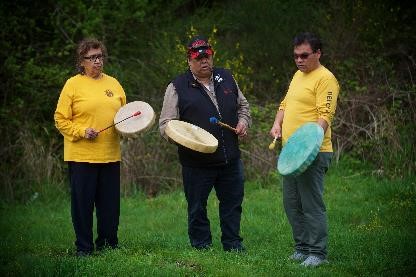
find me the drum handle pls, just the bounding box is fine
[99,111,141,133]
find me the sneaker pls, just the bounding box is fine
[289,251,308,261]
[301,255,329,267]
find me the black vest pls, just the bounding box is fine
[172,68,240,167]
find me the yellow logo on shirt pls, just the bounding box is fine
[105,89,114,97]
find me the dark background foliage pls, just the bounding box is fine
[1,0,415,201]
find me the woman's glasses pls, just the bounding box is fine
[84,54,106,62]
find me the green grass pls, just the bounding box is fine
[1,160,415,276]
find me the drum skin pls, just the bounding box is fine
[277,122,324,176]
[114,101,155,138]
[165,120,218,153]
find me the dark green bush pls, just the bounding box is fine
[1,0,414,201]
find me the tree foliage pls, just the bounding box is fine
[1,0,415,200]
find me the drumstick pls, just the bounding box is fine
[99,111,141,133]
[209,116,237,132]
[268,136,279,150]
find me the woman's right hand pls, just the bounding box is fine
[85,128,98,140]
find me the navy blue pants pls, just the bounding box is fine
[182,159,244,250]
[68,162,120,252]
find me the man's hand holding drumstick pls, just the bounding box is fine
[269,110,284,150]
[235,121,248,138]
[210,116,248,138]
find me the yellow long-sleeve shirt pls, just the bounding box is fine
[54,73,126,162]
[279,65,339,152]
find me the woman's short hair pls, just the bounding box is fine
[75,38,107,74]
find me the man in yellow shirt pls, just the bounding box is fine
[270,32,339,267]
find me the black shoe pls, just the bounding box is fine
[76,250,92,257]
[224,244,246,253]
[193,244,212,251]
[96,244,119,251]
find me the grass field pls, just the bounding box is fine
[1,159,415,276]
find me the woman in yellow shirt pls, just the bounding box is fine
[54,38,126,256]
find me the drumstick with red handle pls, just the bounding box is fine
[99,111,141,133]
[209,116,237,132]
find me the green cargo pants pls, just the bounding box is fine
[282,152,332,259]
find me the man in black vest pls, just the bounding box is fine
[159,35,251,252]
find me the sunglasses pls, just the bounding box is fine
[293,52,314,60]
[189,48,214,60]
[84,54,106,62]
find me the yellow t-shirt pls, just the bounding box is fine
[54,73,126,162]
[279,65,339,152]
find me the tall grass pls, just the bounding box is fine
[0,129,66,201]
[1,157,415,276]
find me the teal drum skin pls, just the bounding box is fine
[277,122,324,176]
